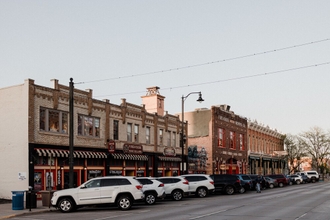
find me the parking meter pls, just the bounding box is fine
[28,186,32,211]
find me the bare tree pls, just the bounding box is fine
[285,134,307,173]
[298,127,330,175]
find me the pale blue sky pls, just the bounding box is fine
[1,1,330,135]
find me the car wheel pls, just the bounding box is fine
[279,182,284,187]
[269,183,274,189]
[238,187,245,194]
[145,192,156,205]
[296,180,301,185]
[117,195,132,210]
[311,178,316,183]
[289,181,293,186]
[172,190,183,201]
[196,187,207,198]
[225,186,235,195]
[58,197,75,213]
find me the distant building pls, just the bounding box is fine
[248,120,286,175]
[182,105,248,175]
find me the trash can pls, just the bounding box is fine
[12,191,25,210]
[40,190,54,207]
[25,190,37,209]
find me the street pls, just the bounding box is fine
[10,181,330,220]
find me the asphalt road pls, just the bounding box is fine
[9,181,330,220]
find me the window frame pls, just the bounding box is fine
[39,108,68,134]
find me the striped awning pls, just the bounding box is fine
[35,148,107,159]
[158,156,182,162]
[111,153,148,161]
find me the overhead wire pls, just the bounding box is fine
[76,38,330,85]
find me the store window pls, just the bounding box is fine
[172,132,176,147]
[230,131,236,149]
[167,131,171,146]
[77,115,100,137]
[40,108,68,134]
[159,129,163,145]
[218,128,225,147]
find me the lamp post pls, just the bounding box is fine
[181,92,204,174]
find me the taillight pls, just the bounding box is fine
[183,180,189,185]
[136,185,143,190]
[236,179,240,183]
[158,183,164,187]
[210,181,214,185]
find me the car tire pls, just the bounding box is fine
[58,197,75,213]
[279,182,284,187]
[269,183,274,189]
[196,187,207,198]
[296,180,301,185]
[145,192,157,205]
[117,195,132,210]
[225,186,235,195]
[172,190,183,201]
[238,187,245,194]
[311,177,316,183]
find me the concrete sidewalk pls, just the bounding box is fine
[0,200,56,219]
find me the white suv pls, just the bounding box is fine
[297,171,320,183]
[136,177,166,205]
[51,176,144,212]
[181,174,215,198]
[156,176,190,201]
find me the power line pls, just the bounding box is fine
[95,61,330,98]
[77,38,330,85]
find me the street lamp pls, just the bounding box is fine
[181,92,204,174]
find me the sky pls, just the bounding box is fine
[1,1,330,135]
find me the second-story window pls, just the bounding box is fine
[146,127,150,144]
[113,120,119,140]
[159,129,163,145]
[134,124,139,143]
[230,131,235,149]
[239,134,244,150]
[218,128,225,147]
[77,115,100,137]
[40,108,68,134]
[172,132,176,147]
[167,131,171,146]
[127,123,132,142]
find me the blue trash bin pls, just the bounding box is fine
[12,191,25,210]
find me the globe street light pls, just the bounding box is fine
[181,92,204,174]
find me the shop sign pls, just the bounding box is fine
[89,170,101,174]
[57,170,61,185]
[163,147,176,156]
[109,170,122,175]
[108,139,116,153]
[123,143,143,154]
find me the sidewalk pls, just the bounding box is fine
[0,200,56,219]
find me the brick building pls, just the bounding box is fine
[247,120,286,175]
[182,105,248,175]
[0,79,183,199]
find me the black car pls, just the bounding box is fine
[236,174,253,193]
[209,174,243,195]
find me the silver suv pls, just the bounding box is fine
[136,177,166,205]
[51,176,144,212]
[181,174,215,198]
[156,176,190,201]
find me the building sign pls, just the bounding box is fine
[123,143,143,154]
[109,170,122,175]
[108,140,116,153]
[163,147,176,156]
[57,170,61,185]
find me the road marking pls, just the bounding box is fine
[295,213,307,220]
[189,209,228,219]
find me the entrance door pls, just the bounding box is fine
[64,172,78,189]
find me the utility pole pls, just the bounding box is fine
[69,78,74,188]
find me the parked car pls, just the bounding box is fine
[236,174,253,193]
[296,171,320,183]
[263,176,278,188]
[248,174,267,190]
[288,174,303,185]
[181,174,215,198]
[136,177,166,205]
[265,174,289,187]
[156,176,190,201]
[51,176,144,212]
[209,174,243,195]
